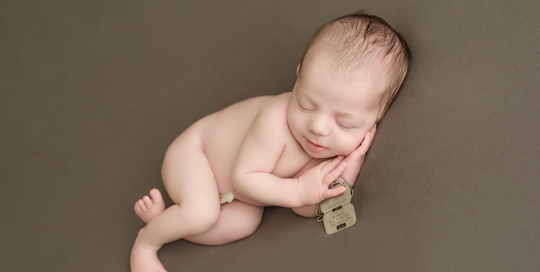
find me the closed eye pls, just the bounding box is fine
[338,123,355,130]
[298,101,313,111]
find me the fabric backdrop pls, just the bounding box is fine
[1,0,538,271]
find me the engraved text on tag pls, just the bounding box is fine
[319,184,352,214]
[323,203,356,234]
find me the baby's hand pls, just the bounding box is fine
[297,155,348,206]
[341,125,377,183]
[346,125,376,163]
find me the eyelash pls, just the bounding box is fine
[299,101,355,130]
[338,123,354,130]
[298,102,313,111]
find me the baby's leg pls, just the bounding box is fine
[131,127,221,272]
[185,200,264,246]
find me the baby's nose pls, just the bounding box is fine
[308,117,330,136]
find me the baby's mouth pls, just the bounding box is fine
[307,139,327,153]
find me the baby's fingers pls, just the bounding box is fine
[323,185,346,199]
[356,134,372,155]
[323,161,347,187]
[355,128,376,156]
[363,126,377,149]
[321,155,345,173]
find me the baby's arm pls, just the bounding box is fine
[232,104,345,208]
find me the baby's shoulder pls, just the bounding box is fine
[235,92,291,142]
[258,92,291,115]
[254,92,291,128]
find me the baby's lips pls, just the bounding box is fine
[308,139,325,148]
[307,139,327,153]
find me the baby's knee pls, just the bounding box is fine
[236,218,260,239]
[226,205,263,240]
[184,203,220,231]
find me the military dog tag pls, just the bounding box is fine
[317,184,357,234]
[319,185,352,214]
[323,203,356,234]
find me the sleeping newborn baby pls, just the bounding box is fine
[131,11,410,272]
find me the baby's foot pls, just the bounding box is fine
[134,189,166,223]
[130,233,167,272]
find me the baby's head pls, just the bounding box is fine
[288,11,410,158]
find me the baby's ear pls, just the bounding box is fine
[296,64,300,76]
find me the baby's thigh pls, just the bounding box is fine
[161,121,219,207]
[185,201,264,246]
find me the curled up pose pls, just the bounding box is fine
[130,11,410,272]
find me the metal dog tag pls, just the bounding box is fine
[323,203,356,234]
[319,184,352,214]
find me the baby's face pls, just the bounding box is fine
[287,55,385,158]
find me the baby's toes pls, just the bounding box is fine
[137,199,148,212]
[142,195,154,209]
[149,189,164,204]
[134,202,140,214]
[134,200,144,214]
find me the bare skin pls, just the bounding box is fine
[134,189,165,224]
[130,55,383,272]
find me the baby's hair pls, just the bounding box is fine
[298,11,411,122]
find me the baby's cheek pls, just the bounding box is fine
[341,135,364,156]
[288,111,305,139]
[333,137,355,156]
